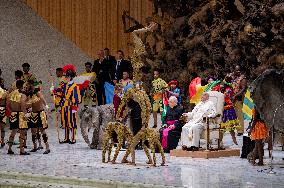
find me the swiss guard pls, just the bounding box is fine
[59,64,81,144]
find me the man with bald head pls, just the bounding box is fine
[181,92,216,151]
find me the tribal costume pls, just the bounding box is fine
[82,73,97,107]
[27,89,50,154]
[9,90,28,130]
[221,86,240,132]
[7,88,29,155]
[0,87,7,147]
[27,94,48,129]
[0,88,7,124]
[23,72,37,83]
[152,78,168,112]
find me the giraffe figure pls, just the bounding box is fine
[102,122,133,164]
[121,128,165,166]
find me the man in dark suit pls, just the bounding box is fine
[92,50,112,105]
[112,50,132,84]
[104,48,116,64]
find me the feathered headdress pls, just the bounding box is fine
[62,64,76,78]
[168,80,178,86]
[62,64,76,73]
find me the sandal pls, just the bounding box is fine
[20,151,30,155]
[7,150,14,155]
[30,148,38,152]
[43,149,50,154]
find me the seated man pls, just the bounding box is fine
[181,92,216,151]
[160,96,183,153]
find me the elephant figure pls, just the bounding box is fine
[79,104,115,149]
[251,69,284,149]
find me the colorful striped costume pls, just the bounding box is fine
[60,81,81,143]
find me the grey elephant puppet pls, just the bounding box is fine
[79,104,115,149]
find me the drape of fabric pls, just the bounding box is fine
[104,82,114,104]
[161,120,178,149]
[189,77,201,101]
[161,92,169,124]
[204,80,221,92]
[250,120,268,140]
[242,89,255,120]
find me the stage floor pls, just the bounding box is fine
[0,117,284,188]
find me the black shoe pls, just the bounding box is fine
[153,125,157,128]
[7,150,14,155]
[43,149,50,154]
[182,145,188,151]
[59,140,69,144]
[30,148,38,152]
[187,146,199,151]
[17,145,28,149]
[69,141,76,144]
[20,151,30,155]
[1,143,5,148]
[37,146,44,150]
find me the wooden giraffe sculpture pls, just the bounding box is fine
[102,122,133,164]
[121,128,166,166]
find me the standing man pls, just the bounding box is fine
[112,50,132,84]
[0,69,4,89]
[0,84,7,148]
[151,69,168,128]
[92,50,111,105]
[10,70,24,92]
[26,81,50,154]
[22,63,37,83]
[7,80,29,155]
[104,48,116,65]
[232,65,247,135]
[52,68,65,111]
[60,65,81,144]
[22,63,42,148]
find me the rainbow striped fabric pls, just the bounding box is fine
[242,89,255,120]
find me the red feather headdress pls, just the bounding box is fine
[168,80,178,86]
[62,64,76,73]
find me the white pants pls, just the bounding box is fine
[181,122,203,147]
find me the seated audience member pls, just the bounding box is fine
[181,92,216,151]
[119,71,133,87]
[159,96,183,153]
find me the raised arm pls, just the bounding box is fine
[133,22,157,34]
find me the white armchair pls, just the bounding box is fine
[200,91,224,150]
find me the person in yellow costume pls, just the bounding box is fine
[7,80,29,155]
[151,69,168,128]
[0,85,7,148]
[82,62,97,107]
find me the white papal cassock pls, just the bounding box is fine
[181,100,216,147]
